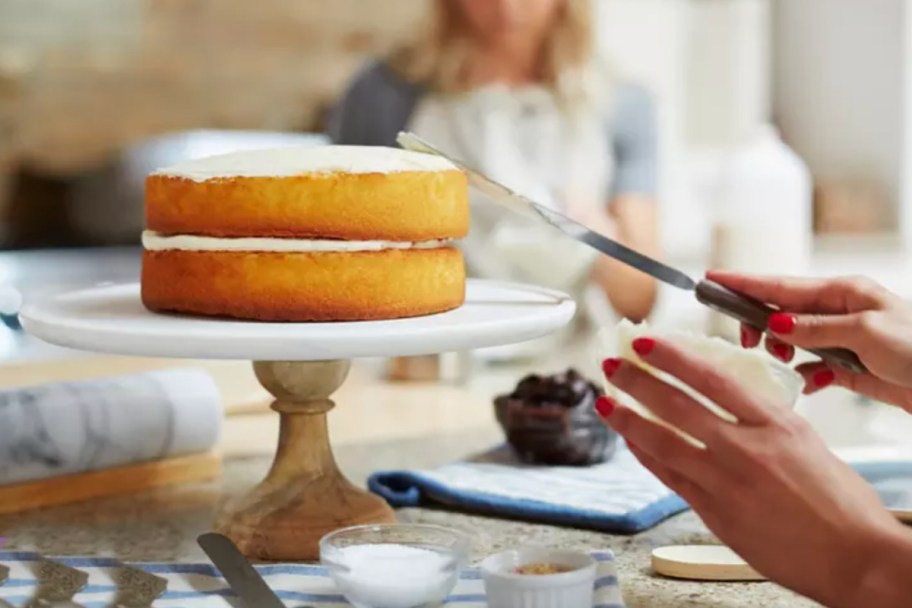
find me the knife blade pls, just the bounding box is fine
[197,533,285,608]
[397,131,867,374]
[398,131,695,289]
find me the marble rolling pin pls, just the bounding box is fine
[0,369,222,512]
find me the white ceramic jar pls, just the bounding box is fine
[709,124,813,340]
[481,548,597,608]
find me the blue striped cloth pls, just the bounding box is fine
[0,550,623,607]
[368,446,912,535]
[369,445,688,533]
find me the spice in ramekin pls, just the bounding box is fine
[515,563,574,575]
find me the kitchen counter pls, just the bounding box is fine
[2,428,818,607]
[4,244,910,606]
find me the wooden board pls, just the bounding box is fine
[892,508,912,524]
[0,452,221,515]
[651,545,766,581]
[652,512,912,583]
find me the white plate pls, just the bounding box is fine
[20,280,575,361]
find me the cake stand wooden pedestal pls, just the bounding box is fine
[213,359,397,559]
[20,279,575,560]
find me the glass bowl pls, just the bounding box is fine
[320,523,470,608]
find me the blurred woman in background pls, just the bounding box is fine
[328,0,660,325]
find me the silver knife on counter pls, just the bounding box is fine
[197,533,286,608]
[397,131,867,374]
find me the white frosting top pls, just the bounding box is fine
[142,231,452,252]
[151,146,457,181]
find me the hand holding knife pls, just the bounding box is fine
[397,131,866,374]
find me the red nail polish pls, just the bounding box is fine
[595,396,616,417]
[768,312,796,334]
[813,369,836,388]
[740,326,750,348]
[602,358,622,378]
[632,337,655,357]
[772,343,792,362]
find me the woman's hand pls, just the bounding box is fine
[709,271,912,412]
[598,338,912,608]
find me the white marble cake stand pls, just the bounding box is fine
[20,279,575,560]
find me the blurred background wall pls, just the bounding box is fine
[0,0,905,253]
[0,0,428,247]
[773,0,906,241]
[0,0,424,171]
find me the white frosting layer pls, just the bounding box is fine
[152,146,457,181]
[601,319,804,447]
[142,231,452,252]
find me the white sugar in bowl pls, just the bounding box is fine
[320,524,470,608]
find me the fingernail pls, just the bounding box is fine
[768,312,796,334]
[772,343,792,362]
[813,369,835,388]
[740,326,750,348]
[595,396,616,417]
[602,357,622,378]
[632,337,655,357]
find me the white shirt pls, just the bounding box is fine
[408,84,615,294]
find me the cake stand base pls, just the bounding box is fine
[214,359,395,561]
[21,280,576,559]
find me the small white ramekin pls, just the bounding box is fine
[481,547,597,608]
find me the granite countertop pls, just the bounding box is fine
[1,429,818,607]
[0,244,843,605]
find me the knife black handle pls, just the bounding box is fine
[695,279,868,374]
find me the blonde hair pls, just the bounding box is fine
[389,0,602,105]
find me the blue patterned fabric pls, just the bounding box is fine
[0,550,623,607]
[369,445,688,533]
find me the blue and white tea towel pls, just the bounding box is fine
[0,550,623,607]
[369,445,687,533]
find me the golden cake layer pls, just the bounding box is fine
[146,150,469,241]
[142,248,465,321]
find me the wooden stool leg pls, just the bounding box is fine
[214,360,395,560]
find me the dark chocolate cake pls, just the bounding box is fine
[494,368,618,466]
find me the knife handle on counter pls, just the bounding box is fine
[694,280,868,374]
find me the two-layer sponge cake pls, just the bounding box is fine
[141,146,469,321]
